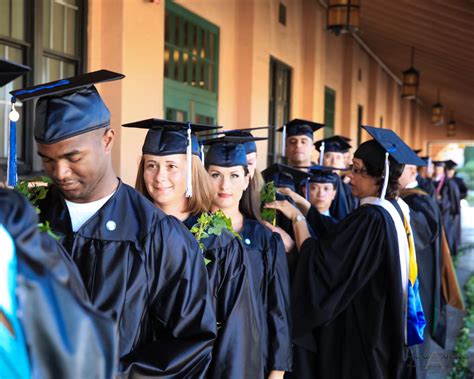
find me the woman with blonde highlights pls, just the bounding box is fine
[133,121,263,379]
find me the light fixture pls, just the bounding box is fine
[327,0,361,35]
[447,111,456,137]
[431,89,443,125]
[401,47,420,100]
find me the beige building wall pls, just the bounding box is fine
[86,0,467,185]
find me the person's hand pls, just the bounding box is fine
[276,187,311,214]
[268,370,285,379]
[277,186,303,203]
[262,221,295,253]
[265,199,302,221]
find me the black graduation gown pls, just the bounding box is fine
[401,189,447,378]
[434,178,461,255]
[417,176,436,200]
[37,182,217,378]
[341,176,359,212]
[1,189,117,378]
[329,175,351,220]
[184,214,263,378]
[290,204,414,379]
[453,175,468,200]
[241,219,292,374]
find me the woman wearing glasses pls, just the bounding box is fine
[265,127,426,379]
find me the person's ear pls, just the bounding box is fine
[103,128,115,153]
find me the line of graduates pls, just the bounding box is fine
[0,64,465,379]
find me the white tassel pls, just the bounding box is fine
[200,143,205,164]
[185,124,193,198]
[380,152,390,199]
[319,141,325,165]
[282,124,287,157]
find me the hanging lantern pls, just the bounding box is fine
[447,112,456,137]
[401,47,420,100]
[431,89,443,125]
[327,0,361,35]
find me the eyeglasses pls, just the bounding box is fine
[350,166,367,175]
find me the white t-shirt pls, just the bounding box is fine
[65,192,115,232]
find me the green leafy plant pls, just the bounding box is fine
[190,210,241,265]
[260,181,277,225]
[14,177,59,240]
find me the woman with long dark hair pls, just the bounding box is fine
[128,119,263,379]
[204,136,292,379]
[265,126,426,379]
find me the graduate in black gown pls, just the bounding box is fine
[276,118,324,188]
[416,157,436,200]
[432,161,461,255]
[11,71,217,377]
[1,188,117,378]
[446,160,468,200]
[266,126,427,379]
[127,119,263,379]
[205,137,292,379]
[445,160,464,245]
[314,135,357,219]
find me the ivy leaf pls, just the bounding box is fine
[260,181,277,225]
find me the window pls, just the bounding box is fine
[357,105,363,146]
[324,86,335,138]
[0,0,86,176]
[279,3,287,26]
[164,0,218,124]
[268,57,291,166]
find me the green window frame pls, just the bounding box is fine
[324,86,335,138]
[164,0,219,124]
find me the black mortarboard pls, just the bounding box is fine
[277,118,324,139]
[123,118,220,198]
[217,126,272,154]
[444,159,458,170]
[0,59,30,88]
[355,126,426,199]
[122,118,220,157]
[355,126,426,168]
[261,163,310,192]
[203,136,266,168]
[307,165,339,185]
[3,60,31,187]
[314,136,352,153]
[276,118,324,157]
[432,160,446,168]
[10,70,124,144]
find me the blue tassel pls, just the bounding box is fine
[305,177,310,200]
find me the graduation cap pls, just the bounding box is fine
[261,163,311,196]
[276,119,324,156]
[10,70,124,146]
[413,149,422,155]
[307,165,339,186]
[203,135,267,168]
[216,126,272,154]
[123,118,220,198]
[314,136,352,165]
[432,160,445,168]
[0,59,30,88]
[355,125,426,199]
[2,60,31,187]
[444,159,458,170]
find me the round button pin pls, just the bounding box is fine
[106,220,116,231]
[244,238,251,245]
